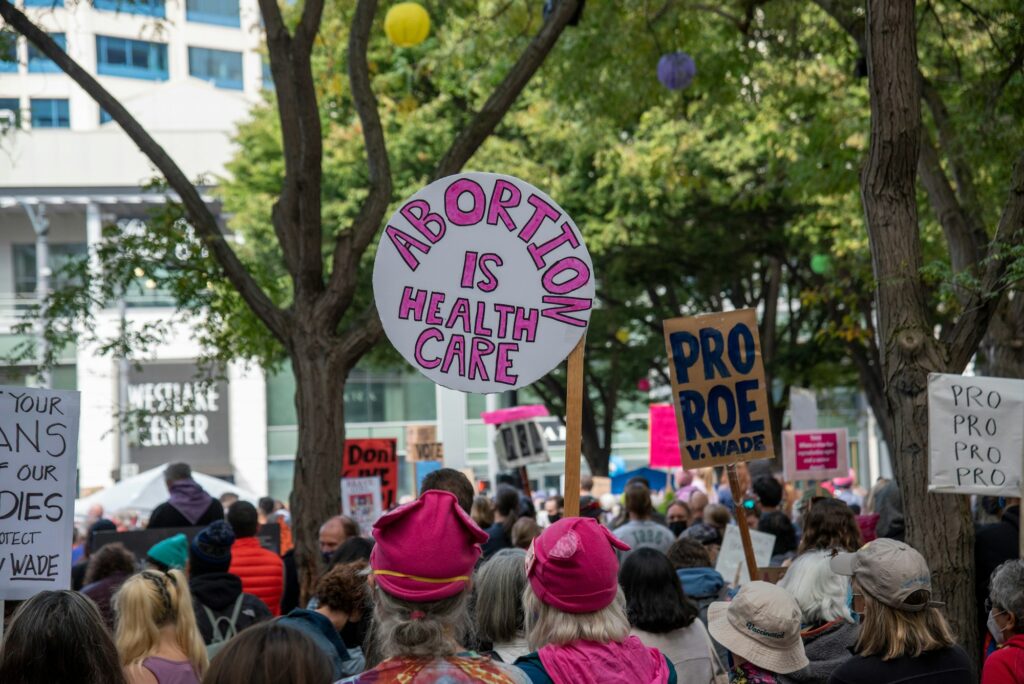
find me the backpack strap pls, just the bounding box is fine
[205,594,245,643]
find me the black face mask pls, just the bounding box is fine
[547,513,562,525]
[322,551,334,565]
[669,521,688,537]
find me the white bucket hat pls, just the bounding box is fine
[708,581,809,674]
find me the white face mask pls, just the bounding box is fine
[988,609,1008,645]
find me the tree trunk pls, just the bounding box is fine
[862,0,978,670]
[289,339,347,603]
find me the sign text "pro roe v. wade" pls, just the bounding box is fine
[664,309,773,468]
[373,172,594,393]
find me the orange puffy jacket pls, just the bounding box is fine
[228,537,284,616]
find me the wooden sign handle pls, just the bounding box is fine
[729,463,759,583]
[563,335,586,517]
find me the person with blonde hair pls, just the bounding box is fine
[827,538,970,683]
[115,568,208,684]
[340,490,528,682]
[776,550,857,683]
[515,518,677,683]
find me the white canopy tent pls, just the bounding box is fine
[74,464,260,521]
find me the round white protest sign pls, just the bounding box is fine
[373,172,594,393]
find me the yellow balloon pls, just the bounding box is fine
[384,2,430,47]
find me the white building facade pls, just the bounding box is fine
[0,0,270,494]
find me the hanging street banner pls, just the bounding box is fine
[342,439,399,510]
[928,373,1024,497]
[782,428,849,482]
[373,172,595,394]
[0,386,81,600]
[663,309,773,468]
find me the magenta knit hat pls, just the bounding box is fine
[526,517,630,613]
[370,490,488,602]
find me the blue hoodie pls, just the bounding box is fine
[676,566,725,600]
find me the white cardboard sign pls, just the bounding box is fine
[341,475,383,536]
[715,523,775,587]
[928,373,1024,497]
[0,386,80,600]
[782,428,849,482]
[373,172,594,394]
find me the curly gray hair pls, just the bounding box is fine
[990,559,1024,630]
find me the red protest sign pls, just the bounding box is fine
[342,439,398,510]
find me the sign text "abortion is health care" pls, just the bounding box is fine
[373,173,594,394]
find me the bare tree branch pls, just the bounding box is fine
[320,0,393,328]
[433,0,582,178]
[917,131,986,275]
[943,151,1024,371]
[257,0,325,299]
[0,0,291,341]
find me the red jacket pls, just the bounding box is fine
[983,634,1024,684]
[228,537,284,616]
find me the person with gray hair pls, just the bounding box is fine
[475,549,530,663]
[982,559,1024,683]
[777,550,857,683]
[148,462,224,529]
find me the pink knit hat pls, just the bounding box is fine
[526,517,630,613]
[371,490,488,602]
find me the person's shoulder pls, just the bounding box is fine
[513,652,553,684]
[124,662,159,684]
[827,653,875,683]
[146,503,175,527]
[243,592,273,617]
[457,654,531,683]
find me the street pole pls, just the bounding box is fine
[21,201,51,389]
[118,294,131,480]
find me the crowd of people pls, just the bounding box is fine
[1,460,1022,683]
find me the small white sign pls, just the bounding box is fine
[928,373,1024,497]
[715,524,775,587]
[341,476,383,536]
[0,386,81,600]
[373,172,594,394]
[494,419,550,468]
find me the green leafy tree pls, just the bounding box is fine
[0,0,586,595]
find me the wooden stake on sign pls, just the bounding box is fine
[728,464,760,583]
[1019,486,1024,558]
[519,465,533,500]
[563,336,586,517]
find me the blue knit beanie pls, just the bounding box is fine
[190,521,235,575]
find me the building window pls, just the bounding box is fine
[30,98,70,128]
[261,58,273,90]
[96,35,168,81]
[0,98,21,128]
[186,0,239,27]
[12,243,88,296]
[0,30,17,73]
[24,0,65,6]
[99,107,113,124]
[27,33,64,73]
[93,0,165,18]
[188,47,243,90]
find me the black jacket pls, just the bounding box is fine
[148,498,223,529]
[190,571,271,644]
[975,506,1019,632]
[828,645,971,684]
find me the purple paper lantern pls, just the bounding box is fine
[657,52,696,90]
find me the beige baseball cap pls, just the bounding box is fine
[829,538,943,612]
[707,581,809,674]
